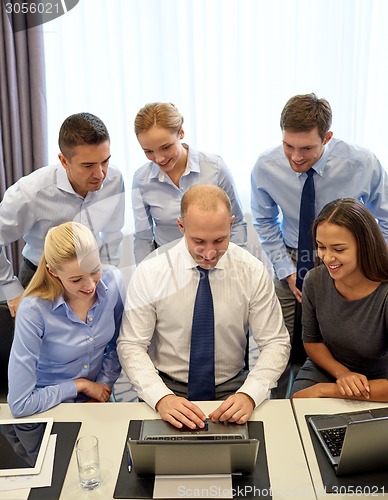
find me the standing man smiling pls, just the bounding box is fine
[251,93,388,344]
[0,112,125,316]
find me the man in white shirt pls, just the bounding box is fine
[118,184,290,429]
[0,112,125,316]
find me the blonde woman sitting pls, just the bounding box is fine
[8,222,124,417]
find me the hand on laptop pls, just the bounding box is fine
[208,393,255,424]
[156,394,207,429]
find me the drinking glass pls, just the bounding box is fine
[76,435,101,490]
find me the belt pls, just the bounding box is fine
[158,371,182,384]
[23,258,38,272]
[158,369,247,386]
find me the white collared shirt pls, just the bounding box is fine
[117,238,290,409]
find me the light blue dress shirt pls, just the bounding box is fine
[132,144,247,263]
[251,138,388,280]
[7,267,124,417]
[0,163,125,300]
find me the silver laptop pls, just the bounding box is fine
[128,419,259,475]
[308,407,388,475]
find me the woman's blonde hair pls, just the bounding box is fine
[24,222,99,301]
[134,102,183,136]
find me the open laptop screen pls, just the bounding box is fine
[308,408,388,475]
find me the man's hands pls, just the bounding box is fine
[156,394,207,429]
[156,393,255,429]
[209,393,255,424]
[75,379,112,402]
[286,273,302,303]
[7,295,23,318]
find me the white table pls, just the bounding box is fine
[0,400,316,499]
[292,398,388,500]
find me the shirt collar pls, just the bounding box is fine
[56,163,105,199]
[186,145,201,173]
[312,142,331,176]
[57,164,78,195]
[148,144,200,182]
[295,142,331,178]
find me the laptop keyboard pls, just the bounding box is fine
[144,434,244,441]
[319,427,346,457]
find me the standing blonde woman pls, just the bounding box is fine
[8,222,125,417]
[132,102,247,263]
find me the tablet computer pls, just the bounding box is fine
[0,418,54,476]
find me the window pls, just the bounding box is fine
[43,0,388,212]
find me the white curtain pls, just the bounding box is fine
[43,0,388,214]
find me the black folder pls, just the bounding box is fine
[114,420,271,499]
[28,421,81,500]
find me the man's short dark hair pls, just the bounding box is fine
[280,93,332,140]
[58,112,110,158]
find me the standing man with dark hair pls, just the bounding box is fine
[251,93,388,346]
[0,112,125,316]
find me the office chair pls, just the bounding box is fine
[0,302,14,403]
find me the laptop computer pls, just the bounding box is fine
[128,419,259,475]
[308,407,388,475]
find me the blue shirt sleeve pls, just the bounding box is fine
[217,161,247,248]
[95,268,124,386]
[250,160,295,280]
[0,180,35,299]
[132,170,157,264]
[358,151,388,243]
[98,168,126,266]
[8,300,78,418]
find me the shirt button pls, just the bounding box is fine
[84,364,88,369]
[88,317,93,322]
[89,337,93,342]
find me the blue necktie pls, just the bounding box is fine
[188,267,215,401]
[296,169,315,291]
